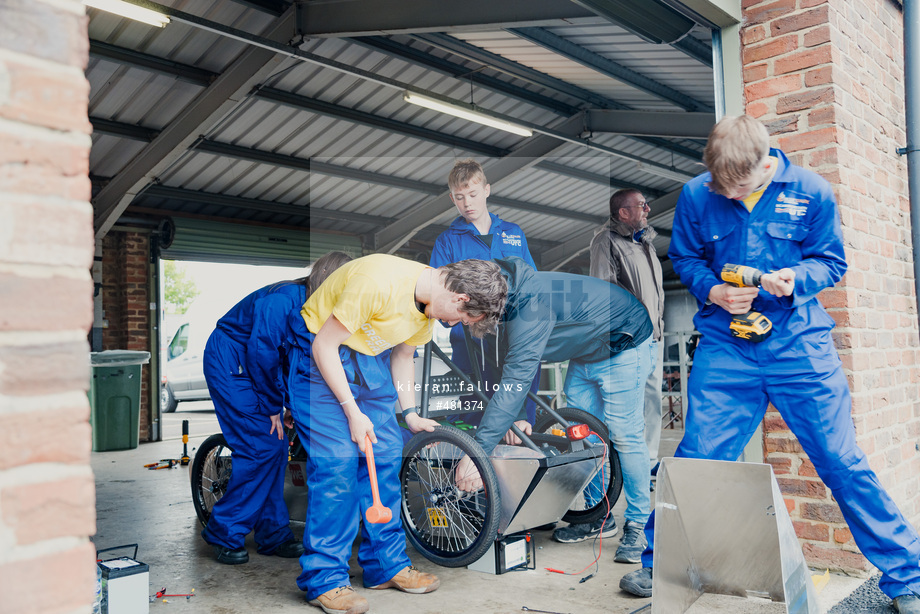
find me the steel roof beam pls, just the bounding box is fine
[256,87,508,158]
[509,27,712,112]
[568,0,694,45]
[91,117,160,142]
[412,32,620,110]
[672,35,714,68]
[142,185,390,226]
[91,121,665,213]
[89,40,216,86]
[295,0,597,37]
[92,8,297,239]
[89,37,701,167]
[373,114,584,253]
[408,33,702,161]
[196,140,602,222]
[585,110,715,138]
[231,0,291,16]
[351,36,582,116]
[535,161,666,198]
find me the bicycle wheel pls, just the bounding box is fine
[400,425,501,568]
[533,406,622,525]
[190,433,233,528]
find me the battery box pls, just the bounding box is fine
[467,533,535,575]
[97,544,149,614]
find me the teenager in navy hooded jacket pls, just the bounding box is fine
[429,159,539,424]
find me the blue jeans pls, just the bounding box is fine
[564,335,654,525]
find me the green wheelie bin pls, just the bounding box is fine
[89,351,151,452]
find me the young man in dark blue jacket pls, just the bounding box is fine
[619,115,920,614]
[454,257,655,564]
[430,159,540,425]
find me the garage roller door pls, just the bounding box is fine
[158,217,362,266]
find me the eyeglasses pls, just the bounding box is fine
[623,201,650,210]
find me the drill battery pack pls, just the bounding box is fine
[729,312,772,342]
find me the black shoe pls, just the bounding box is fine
[614,520,647,563]
[265,537,304,558]
[894,594,920,614]
[552,514,617,543]
[214,546,249,565]
[272,538,304,558]
[620,566,652,597]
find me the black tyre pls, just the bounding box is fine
[533,406,622,525]
[190,434,232,527]
[161,383,178,413]
[400,426,501,568]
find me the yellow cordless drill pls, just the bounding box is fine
[720,264,772,342]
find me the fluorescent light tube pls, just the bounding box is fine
[404,91,533,138]
[84,0,170,27]
[635,161,693,183]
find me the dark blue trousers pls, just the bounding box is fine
[201,330,294,553]
[641,331,920,599]
[286,332,409,601]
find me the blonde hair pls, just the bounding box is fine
[703,115,770,196]
[448,159,487,192]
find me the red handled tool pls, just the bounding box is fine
[364,435,392,524]
[155,588,195,598]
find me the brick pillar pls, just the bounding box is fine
[0,1,97,612]
[101,231,152,441]
[742,0,920,574]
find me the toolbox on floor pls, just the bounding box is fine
[97,544,149,614]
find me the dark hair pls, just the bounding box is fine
[306,251,353,295]
[609,188,642,218]
[439,259,507,338]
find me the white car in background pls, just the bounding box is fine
[160,316,215,413]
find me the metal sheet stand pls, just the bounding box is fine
[652,458,822,614]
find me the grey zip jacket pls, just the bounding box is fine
[589,217,664,341]
[473,257,653,454]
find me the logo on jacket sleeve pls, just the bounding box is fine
[501,231,522,247]
[775,191,809,217]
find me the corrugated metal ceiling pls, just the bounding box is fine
[86,0,718,273]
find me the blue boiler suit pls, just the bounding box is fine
[643,149,920,599]
[430,213,540,423]
[285,315,409,601]
[201,282,305,554]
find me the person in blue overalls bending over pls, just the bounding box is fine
[284,254,508,614]
[618,115,920,614]
[429,160,542,435]
[200,251,352,565]
[453,257,655,565]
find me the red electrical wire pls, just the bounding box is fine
[545,432,610,577]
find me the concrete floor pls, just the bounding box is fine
[92,410,869,613]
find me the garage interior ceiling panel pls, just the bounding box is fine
[86,0,721,272]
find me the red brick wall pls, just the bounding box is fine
[101,231,152,441]
[742,0,920,573]
[0,1,97,612]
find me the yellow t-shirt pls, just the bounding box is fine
[742,156,780,212]
[302,254,433,356]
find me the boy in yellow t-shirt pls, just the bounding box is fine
[285,254,507,614]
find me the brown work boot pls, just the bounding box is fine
[307,586,369,614]
[368,565,440,594]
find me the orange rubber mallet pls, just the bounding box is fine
[364,435,393,524]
